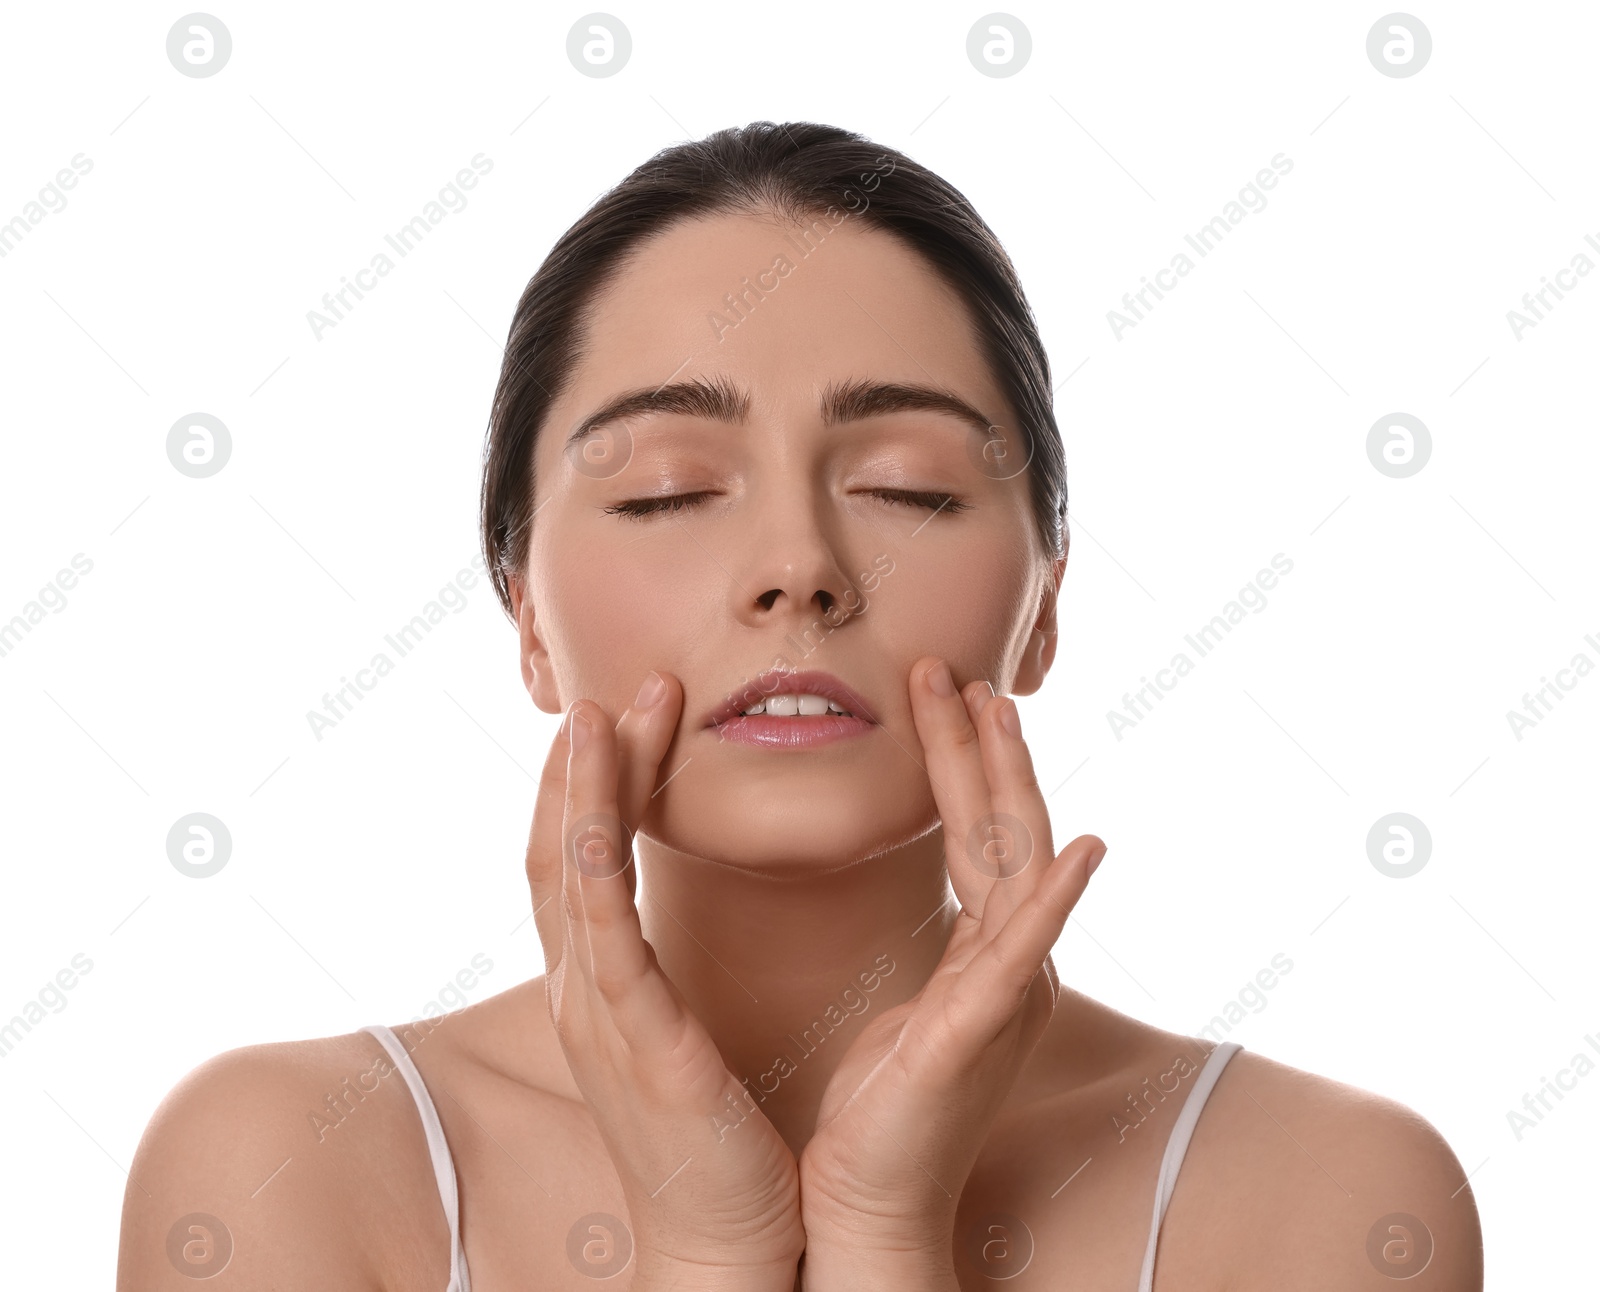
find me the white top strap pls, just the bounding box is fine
[360,1024,472,1292]
[1136,1040,1242,1292]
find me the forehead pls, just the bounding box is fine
[552,210,1011,436]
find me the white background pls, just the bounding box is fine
[1,0,1595,1283]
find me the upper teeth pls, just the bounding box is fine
[741,693,851,717]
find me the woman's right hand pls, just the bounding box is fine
[525,671,805,1290]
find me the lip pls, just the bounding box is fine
[704,668,880,748]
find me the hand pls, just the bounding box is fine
[526,673,805,1289]
[796,656,1106,1288]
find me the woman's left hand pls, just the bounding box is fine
[796,655,1106,1289]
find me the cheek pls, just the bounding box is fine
[882,534,1034,670]
[543,532,707,693]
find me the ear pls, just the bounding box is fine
[1011,555,1065,697]
[508,572,562,714]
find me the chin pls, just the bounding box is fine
[644,786,938,873]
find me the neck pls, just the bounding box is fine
[635,828,958,1154]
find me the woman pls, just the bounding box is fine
[118,121,1483,1289]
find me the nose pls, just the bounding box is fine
[731,486,861,635]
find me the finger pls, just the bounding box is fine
[526,709,576,970]
[563,698,684,1049]
[613,671,684,902]
[965,691,1054,934]
[907,656,997,918]
[939,835,1105,1055]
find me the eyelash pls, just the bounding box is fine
[602,489,971,521]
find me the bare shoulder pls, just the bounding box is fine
[1170,1046,1484,1290]
[117,1028,450,1292]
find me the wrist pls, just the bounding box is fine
[632,1251,800,1292]
[798,1241,959,1292]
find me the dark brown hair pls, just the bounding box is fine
[479,120,1066,619]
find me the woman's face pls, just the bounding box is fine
[516,209,1061,869]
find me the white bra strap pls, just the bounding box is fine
[1136,1040,1242,1292]
[360,1024,471,1292]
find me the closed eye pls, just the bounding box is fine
[868,488,970,514]
[601,488,970,521]
[602,491,718,520]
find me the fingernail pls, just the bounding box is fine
[634,671,666,709]
[1089,846,1107,877]
[970,680,995,716]
[928,660,956,698]
[568,706,590,753]
[1000,699,1022,739]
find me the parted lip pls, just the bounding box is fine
[703,668,880,728]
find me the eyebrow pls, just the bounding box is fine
[562,375,996,449]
